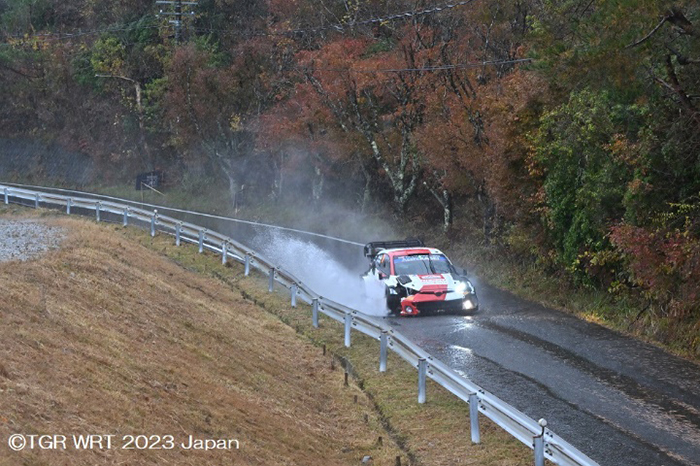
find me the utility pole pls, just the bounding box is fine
[156,0,197,44]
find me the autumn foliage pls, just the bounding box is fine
[0,0,699,348]
[611,215,700,321]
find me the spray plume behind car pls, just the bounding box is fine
[252,229,390,316]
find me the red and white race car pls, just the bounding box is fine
[362,239,479,316]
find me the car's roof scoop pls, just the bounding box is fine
[363,238,424,257]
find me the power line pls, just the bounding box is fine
[185,0,480,38]
[2,22,160,43]
[303,0,480,33]
[2,0,479,44]
[307,58,532,74]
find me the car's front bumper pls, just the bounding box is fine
[399,293,478,316]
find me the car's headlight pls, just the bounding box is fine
[455,280,474,294]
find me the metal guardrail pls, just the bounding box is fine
[1,184,599,466]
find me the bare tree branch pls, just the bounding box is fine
[666,46,700,65]
[665,7,696,36]
[662,55,696,112]
[0,63,37,80]
[626,17,668,49]
[628,7,696,48]
[650,55,700,129]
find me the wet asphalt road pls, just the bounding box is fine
[6,185,700,466]
[387,280,700,466]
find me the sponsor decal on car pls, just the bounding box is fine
[416,274,448,285]
[394,254,447,263]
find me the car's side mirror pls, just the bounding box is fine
[456,267,467,276]
[378,272,387,280]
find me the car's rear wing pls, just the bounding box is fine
[364,238,425,258]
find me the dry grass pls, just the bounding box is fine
[116,217,536,465]
[0,213,402,465]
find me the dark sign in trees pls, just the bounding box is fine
[135,171,164,190]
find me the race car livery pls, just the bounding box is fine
[362,239,479,316]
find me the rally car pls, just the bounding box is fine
[362,239,478,316]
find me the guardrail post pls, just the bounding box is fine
[344,313,352,347]
[198,230,205,253]
[534,436,544,466]
[96,202,101,222]
[312,298,319,328]
[469,393,481,444]
[379,331,388,372]
[534,419,547,466]
[66,198,72,214]
[291,284,297,307]
[418,358,427,404]
[268,268,275,292]
[3,188,8,205]
[150,210,157,237]
[221,242,227,264]
[244,254,251,276]
[175,223,181,246]
[34,193,39,209]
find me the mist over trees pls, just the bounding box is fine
[0,0,699,333]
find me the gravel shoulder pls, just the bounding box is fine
[0,219,64,262]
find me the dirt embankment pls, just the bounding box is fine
[0,215,399,465]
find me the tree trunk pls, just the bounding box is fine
[442,189,453,233]
[311,166,324,204]
[427,183,453,233]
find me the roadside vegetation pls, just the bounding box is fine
[0,1,698,357]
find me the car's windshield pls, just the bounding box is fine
[393,254,453,275]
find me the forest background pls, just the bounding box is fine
[0,0,698,356]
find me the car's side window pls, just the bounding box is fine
[377,254,391,277]
[372,255,381,276]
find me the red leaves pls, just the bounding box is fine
[610,224,700,317]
